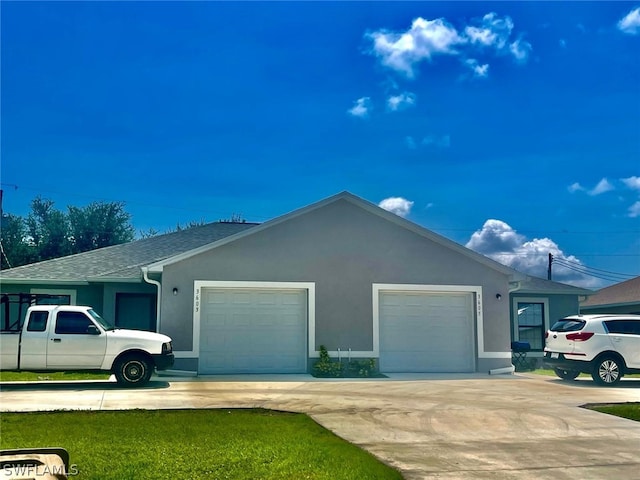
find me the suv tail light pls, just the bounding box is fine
[566,331,594,342]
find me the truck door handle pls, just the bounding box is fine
[51,338,62,343]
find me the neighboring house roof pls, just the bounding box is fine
[514,275,593,296]
[147,191,522,278]
[0,222,257,284]
[580,276,640,308]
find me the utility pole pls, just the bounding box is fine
[547,253,553,280]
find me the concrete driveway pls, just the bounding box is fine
[1,373,639,479]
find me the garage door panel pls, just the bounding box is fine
[199,288,307,374]
[380,291,475,373]
[230,292,252,304]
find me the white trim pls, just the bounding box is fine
[180,281,316,360]
[512,296,550,350]
[30,288,77,305]
[372,283,508,360]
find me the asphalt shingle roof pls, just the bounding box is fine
[516,275,593,296]
[1,222,258,282]
[581,276,640,307]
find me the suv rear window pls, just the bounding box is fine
[550,319,585,332]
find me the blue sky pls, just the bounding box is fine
[1,1,639,288]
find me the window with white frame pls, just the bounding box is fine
[516,300,547,351]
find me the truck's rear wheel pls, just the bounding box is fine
[114,355,152,387]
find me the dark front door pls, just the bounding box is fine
[115,293,157,331]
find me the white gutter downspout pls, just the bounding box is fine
[489,280,522,375]
[142,267,162,333]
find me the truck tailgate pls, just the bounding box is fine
[0,332,20,370]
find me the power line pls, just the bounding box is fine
[553,257,637,278]
[552,258,637,282]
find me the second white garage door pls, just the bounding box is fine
[379,291,475,372]
[199,288,307,374]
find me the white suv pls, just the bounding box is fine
[544,314,640,385]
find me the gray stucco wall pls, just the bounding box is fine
[160,199,513,370]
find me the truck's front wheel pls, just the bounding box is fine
[114,355,153,387]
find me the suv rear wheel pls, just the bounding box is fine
[591,355,623,386]
[554,368,580,381]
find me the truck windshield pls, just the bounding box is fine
[87,309,115,330]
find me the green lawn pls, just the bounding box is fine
[0,409,403,480]
[586,403,640,422]
[0,371,111,381]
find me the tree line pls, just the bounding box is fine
[1,197,135,269]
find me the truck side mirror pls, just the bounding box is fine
[87,325,101,335]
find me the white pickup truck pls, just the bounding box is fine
[0,305,174,387]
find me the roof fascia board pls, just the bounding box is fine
[0,279,90,286]
[516,288,594,296]
[581,301,639,308]
[86,277,142,283]
[147,191,517,277]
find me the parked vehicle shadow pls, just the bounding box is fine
[0,380,170,391]
[549,378,640,389]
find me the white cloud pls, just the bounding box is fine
[347,97,372,118]
[387,91,417,111]
[378,197,414,217]
[466,219,601,288]
[628,201,640,218]
[559,38,567,48]
[466,219,525,254]
[367,17,465,78]
[464,58,489,78]
[567,182,585,193]
[622,176,640,190]
[465,12,513,49]
[618,7,640,35]
[367,12,530,79]
[588,178,614,196]
[569,178,615,196]
[509,37,532,63]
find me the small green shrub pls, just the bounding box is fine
[313,345,344,377]
[313,346,379,378]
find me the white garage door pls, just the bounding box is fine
[379,291,475,372]
[199,288,307,374]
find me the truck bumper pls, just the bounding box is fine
[152,353,175,371]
